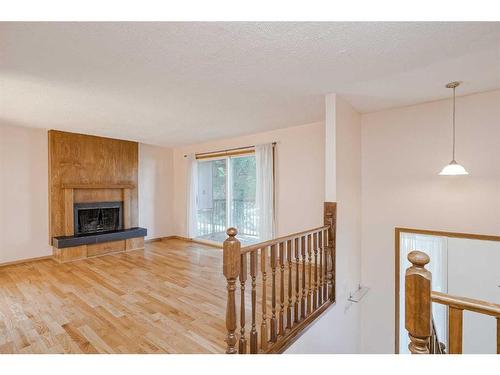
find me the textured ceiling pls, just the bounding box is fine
[1,22,499,146]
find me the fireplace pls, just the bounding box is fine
[74,201,123,236]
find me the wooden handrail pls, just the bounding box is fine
[240,225,329,254]
[222,202,337,354]
[432,290,500,354]
[405,250,500,354]
[431,291,500,317]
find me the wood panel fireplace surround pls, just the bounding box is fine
[49,130,146,263]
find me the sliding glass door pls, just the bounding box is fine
[230,155,257,238]
[196,154,258,243]
[196,158,227,239]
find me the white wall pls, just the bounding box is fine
[360,89,500,353]
[324,93,337,202]
[172,122,325,238]
[138,143,175,240]
[0,124,51,263]
[286,96,362,353]
[332,96,362,352]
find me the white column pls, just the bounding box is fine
[325,93,337,201]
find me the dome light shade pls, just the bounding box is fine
[439,160,469,176]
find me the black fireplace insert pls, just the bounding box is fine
[74,201,123,235]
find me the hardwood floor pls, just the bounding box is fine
[0,238,324,354]
[0,239,227,353]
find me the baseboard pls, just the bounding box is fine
[146,235,222,249]
[145,235,182,243]
[188,238,222,249]
[0,255,54,268]
[170,235,189,241]
[144,237,163,244]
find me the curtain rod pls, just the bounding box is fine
[183,142,277,158]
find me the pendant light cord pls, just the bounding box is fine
[452,85,456,161]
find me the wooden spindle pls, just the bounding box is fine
[223,227,241,354]
[300,236,306,319]
[307,234,312,315]
[326,227,334,302]
[250,251,258,354]
[294,237,300,323]
[279,242,285,336]
[318,230,323,306]
[286,239,293,329]
[239,253,247,354]
[260,246,268,351]
[270,244,278,342]
[313,232,318,310]
[405,250,432,354]
[448,307,463,354]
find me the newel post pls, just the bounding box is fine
[223,227,241,354]
[405,251,432,354]
[324,202,337,302]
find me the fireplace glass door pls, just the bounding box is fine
[74,201,123,235]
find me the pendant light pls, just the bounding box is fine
[439,81,469,176]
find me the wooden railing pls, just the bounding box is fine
[222,202,337,353]
[405,250,500,354]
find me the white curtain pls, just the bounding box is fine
[255,143,275,241]
[186,154,198,239]
[399,232,448,353]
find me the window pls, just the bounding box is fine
[196,154,258,244]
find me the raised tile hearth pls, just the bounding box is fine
[53,227,147,248]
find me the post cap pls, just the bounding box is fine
[226,227,238,237]
[407,250,430,267]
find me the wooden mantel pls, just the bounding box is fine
[61,183,136,189]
